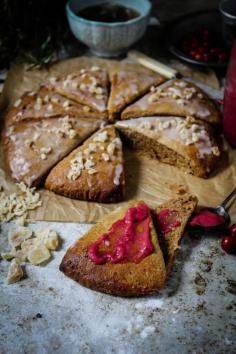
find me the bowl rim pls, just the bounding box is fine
[66,0,151,27]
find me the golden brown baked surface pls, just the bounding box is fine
[121,79,221,126]
[45,67,109,113]
[45,126,125,203]
[155,194,197,274]
[2,116,102,187]
[2,63,224,203]
[4,86,107,127]
[59,200,166,296]
[107,63,165,121]
[116,116,221,178]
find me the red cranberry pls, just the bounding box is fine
[191,41,199,49]
[218,52,227,62]
[203,41,210,48]
[229,223,236,237]
[195,53,203,61]
[203,53,210,62]
[221,235,236,254]
[211,47,220,54]
[190,50,197,57]
[198,47,205,54]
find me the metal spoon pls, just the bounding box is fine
[189,187,236,231]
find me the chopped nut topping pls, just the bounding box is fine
[107,142,116,155]
[95,87,103,95]
[87,168,97,175]
[174,80,187,88]
[51,96,59,103]
[80,83,87,91]
[57,116,77,139]
[0,183,41,223]
[84,159,95,170]
[71,81,78,89]
[43,95,49,103]
[83,105,91,113]
[198,92,203,99]
[13,99,22,108]
[91,66,100,72]
[62,79,70,88]
[49,77,56,84]
[46,104,53,112]
[36,97,43,105]
[94,131,108,143]
[95,94,104,100]
[40,153,47,160]
[88,143,97,152]
[28,91,36,96]
[102,153,110,161]
[150,86,156,92]
[34,103,41,111]
[148,94,159,104]
[63,100,70,108]
[40,147,52,155]
[212,146,220,156]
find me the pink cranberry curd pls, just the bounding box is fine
[189,209,225,228]
[88,203,154,265]
[156,209,181,235]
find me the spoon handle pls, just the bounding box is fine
[220,187,236,209]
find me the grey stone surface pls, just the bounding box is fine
[0,220,236,354]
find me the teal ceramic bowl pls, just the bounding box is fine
[66,0,151,57]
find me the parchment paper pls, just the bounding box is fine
[0,57,235,223]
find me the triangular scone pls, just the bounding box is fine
[59,200,166,296]
[155,194,197,274]
[116,116,221,178]
[2,116,102,187]
[45,67,109,113]
[5,87,107,127]
[121,79,221,126]
[108,64,165,121]
[45,126,125,203]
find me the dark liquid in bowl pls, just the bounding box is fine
[77,3,140,23]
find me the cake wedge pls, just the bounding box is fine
[116,116,221,178]
[45,67,109,113]
[155,194,197,274]
[3,116,102,187]
[108,63,165,121]
[59,200,166,296]
[45,126,125,203]
[121,79,221,126]
[5,86,107,127]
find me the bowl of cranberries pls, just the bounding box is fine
[167,11,229,67]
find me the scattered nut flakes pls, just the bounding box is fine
[6,259,24,284]
[27,242,51,265]
[0,182,42,222]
